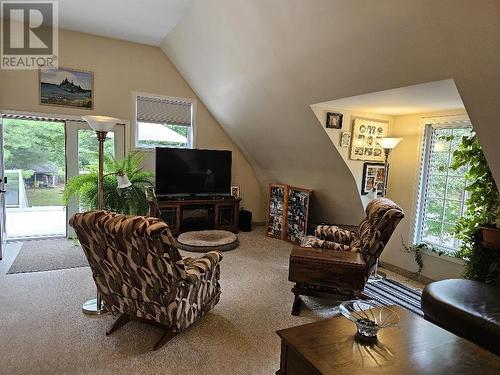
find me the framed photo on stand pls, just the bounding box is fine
[231,185,240,199]
[266,184,287,239]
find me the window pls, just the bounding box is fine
[415,120,472,254]
[134,94,194,149]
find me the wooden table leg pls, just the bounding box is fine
[291,290,301,316]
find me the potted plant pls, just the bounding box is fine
[450,131,500,281]
[64,151,154,215]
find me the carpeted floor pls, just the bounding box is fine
[0,228,347,374]
[7,238,87,274]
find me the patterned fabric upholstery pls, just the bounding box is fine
[69,211,222,332]
[300,198,404,275]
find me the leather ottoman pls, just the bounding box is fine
[421,279,500,355]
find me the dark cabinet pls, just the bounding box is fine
[155,197,240,236]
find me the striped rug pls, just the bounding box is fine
[364,278,423,317]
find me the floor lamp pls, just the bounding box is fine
[81,115,121,315]
[379,137,403,197]
[369,137,403,282]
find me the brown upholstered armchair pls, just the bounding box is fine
[70,210,222,350]
[289,198,404,315]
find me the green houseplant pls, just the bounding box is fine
[450,131,500,282]
[64,151,153,216]
[401,240,445,275]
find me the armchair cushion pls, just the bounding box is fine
[314,225,356,245]
[300,235,353,252]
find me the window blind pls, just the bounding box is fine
[136,96,192,126]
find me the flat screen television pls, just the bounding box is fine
[155,148,232,196]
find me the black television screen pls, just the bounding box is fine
[155,148,232,196]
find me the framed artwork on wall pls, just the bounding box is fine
[39,67,94,109]
[350,118,387,161]
[326,112,343,129]
[266,184,287,239]
[340,132,351,147]
[361,163,386,195]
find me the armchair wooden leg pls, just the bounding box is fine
[291,289,301,316]
[106,314,131,336]
[154,330,177,351]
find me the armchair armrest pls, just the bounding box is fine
[315,224,356,245]
[182,251,223,284]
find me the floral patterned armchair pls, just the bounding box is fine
[69,210,222,350]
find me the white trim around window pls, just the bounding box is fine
[413,115,472,254]
[131,92,196,151]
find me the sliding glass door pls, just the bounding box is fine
[66,120,125,236]
[0,116,125,241]
[3,117,67,239]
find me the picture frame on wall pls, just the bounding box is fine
[39,67,94,109]
[231,185,240,199]
[350,118,387,161]
[340,132,351,147]
[361,163,386,195]
[326,112,343,129]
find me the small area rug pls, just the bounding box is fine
[8,239,88,274]
[365,278,423,317]
[176,229,239,252]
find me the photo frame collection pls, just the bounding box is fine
[361,163,387,195]
[349,118,387,162]
[266,184,312,244]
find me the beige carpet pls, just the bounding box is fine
[0,228,343,374]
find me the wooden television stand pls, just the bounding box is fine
[151,196,241,236]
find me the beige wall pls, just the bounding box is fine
[311,105,394,208]
[381,109,468,280]
[163,0,500,227]
[0,28,265,221]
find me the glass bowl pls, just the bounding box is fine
[339,300,399,340]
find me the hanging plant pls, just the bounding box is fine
[450,131,500,282]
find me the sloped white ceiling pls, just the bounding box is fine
[161,0,500,224]
[58,0,195,45]
[316,80,464,116]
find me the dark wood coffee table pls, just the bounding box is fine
[276,306,499,374]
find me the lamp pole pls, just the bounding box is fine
[383,148,391,197]
[96,131,107,210]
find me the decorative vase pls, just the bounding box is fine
[339,300,399,341]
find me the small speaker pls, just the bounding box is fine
[239,209,252,232]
